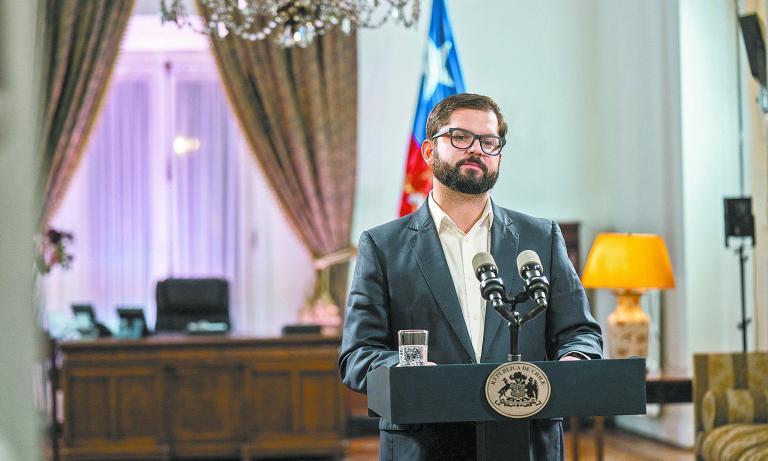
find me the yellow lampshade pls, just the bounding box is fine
[582,233,675,290]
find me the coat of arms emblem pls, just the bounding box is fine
[485,362,551,418]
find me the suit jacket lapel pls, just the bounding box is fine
[481,202,519,361]
[408,204,476,362]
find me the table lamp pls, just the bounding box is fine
[581,233,675,359]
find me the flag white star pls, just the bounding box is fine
[422,39,455,100]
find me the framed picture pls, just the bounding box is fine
[116,307,149,338]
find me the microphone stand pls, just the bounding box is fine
[491,291,549,362]
[476,259,549,362]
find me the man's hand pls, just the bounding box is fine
[560,351,591,361]
[396,361,438,366]
[559,355,580,361]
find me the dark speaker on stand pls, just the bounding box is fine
[723,197,754,354]
[739,14,768,112]
[724,197,755,246]
[740,14,767,87]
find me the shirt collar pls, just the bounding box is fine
[427,192,494,235]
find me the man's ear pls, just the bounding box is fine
[421,138,434,166]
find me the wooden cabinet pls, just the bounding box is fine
[166,363,243,457]
[62,365,168,459]
[59,335,345,460]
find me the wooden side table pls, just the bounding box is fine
[645,370,693,404]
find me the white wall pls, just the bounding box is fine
[0,1,41,459]
[681,0,746,356]
[355,0,608,241]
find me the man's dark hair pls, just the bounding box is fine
[425,93,508,139]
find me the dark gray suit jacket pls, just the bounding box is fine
[339,201,603,460]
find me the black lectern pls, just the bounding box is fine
[367,358,646,460]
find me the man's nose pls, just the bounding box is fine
[465,138,483,156]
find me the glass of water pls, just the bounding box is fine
[398,329,428,366]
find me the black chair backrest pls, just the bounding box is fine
[155,278,229,332]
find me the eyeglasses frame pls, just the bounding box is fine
[431,127,506,156]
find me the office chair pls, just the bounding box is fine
[155,278,230,332]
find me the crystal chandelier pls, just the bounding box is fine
[160,0,421,48]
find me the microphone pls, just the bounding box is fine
[472,252,506,308]
[516,250,550,309]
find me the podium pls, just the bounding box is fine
[367,358,646,460]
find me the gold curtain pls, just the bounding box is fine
[201,9,358,308]
[41,0,135,226]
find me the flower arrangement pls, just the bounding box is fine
[35,228,74,274]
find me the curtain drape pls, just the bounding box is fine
[170,80,243,280]
[84,79,153,324]
[201,16,359,309]
[41,0,134,226]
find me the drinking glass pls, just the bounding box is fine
[398,329,428,366]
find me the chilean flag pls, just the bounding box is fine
[398,0,466,216]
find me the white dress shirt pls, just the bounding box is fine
[428,194,493,362]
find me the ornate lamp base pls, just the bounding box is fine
[606,290,649,359]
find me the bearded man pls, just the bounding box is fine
[339,93,603,461]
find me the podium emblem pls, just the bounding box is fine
[485,362,551,418]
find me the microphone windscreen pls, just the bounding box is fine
[516,250,542,275]
[472,252,496,273]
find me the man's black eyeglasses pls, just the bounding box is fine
[431,127,506,156]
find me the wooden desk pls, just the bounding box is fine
[59,334,345,460]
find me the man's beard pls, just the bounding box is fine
[432,149,499,195]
